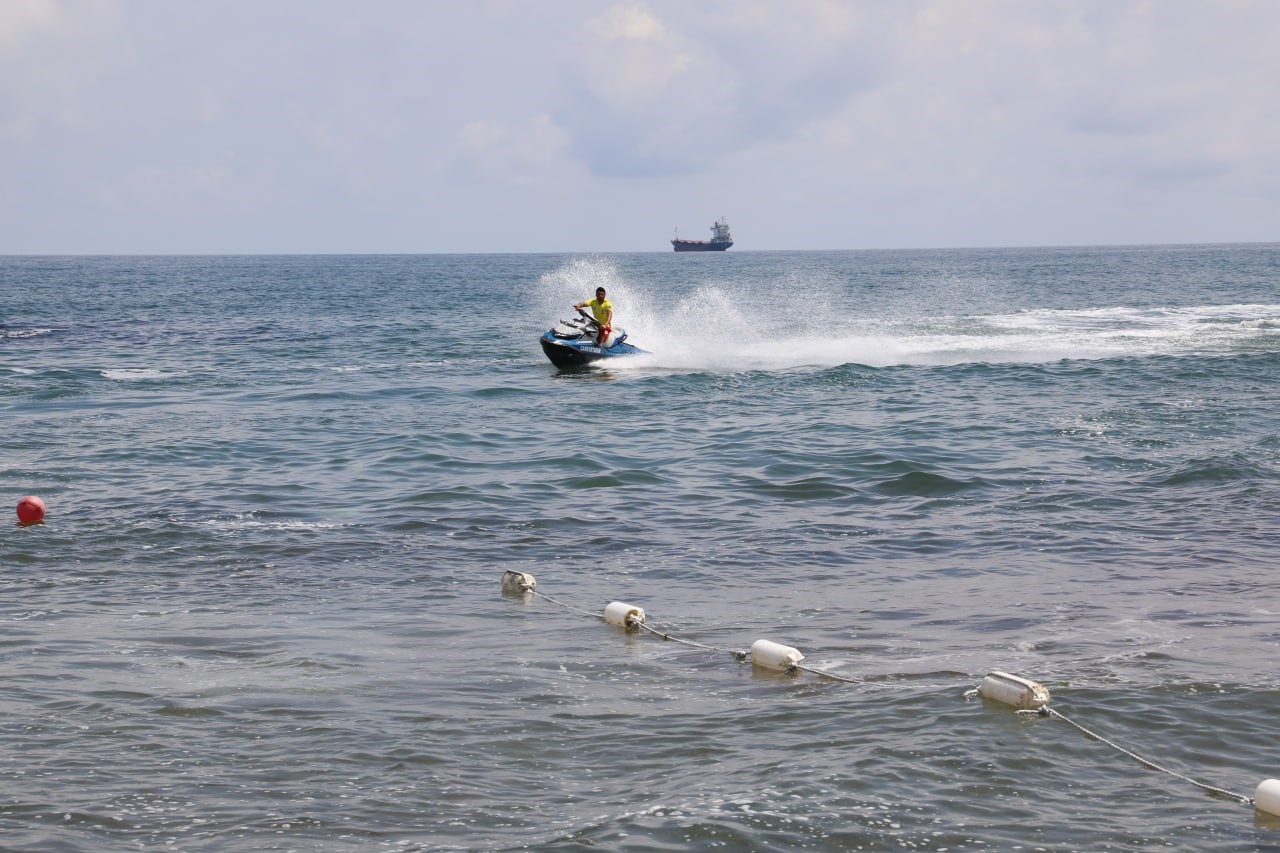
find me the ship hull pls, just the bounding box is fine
[672,240,732,252]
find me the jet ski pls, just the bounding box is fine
[540,307,648,368]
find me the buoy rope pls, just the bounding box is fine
[1024,706,1253,805]
[631,619,738,655]
[529,589,601,621]
[794,662,863,684]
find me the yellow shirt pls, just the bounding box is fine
[585,297,613,325]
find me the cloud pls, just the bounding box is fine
[776,2,1278,193]
[0,0,69,50]
[454,114,571,183]
[555,2,888,177]
[1,0,1278,252]
[0,0,127,141]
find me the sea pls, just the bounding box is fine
[2,245,1280,852]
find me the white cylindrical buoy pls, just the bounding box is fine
[1255,779,1280,817]
[500,571,536,593]
[977,671,1051,710]
[750,639,804,671]
[604,601,644,629]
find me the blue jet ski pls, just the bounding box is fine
[540,307,648,368]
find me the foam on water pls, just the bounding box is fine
[198,515,341,532]
[2,327,55,340]
[100,368,187,381]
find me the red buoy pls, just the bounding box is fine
[16,495,46,524]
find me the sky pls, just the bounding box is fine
[1,0,1278,254]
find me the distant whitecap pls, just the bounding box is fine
[100,368,184,381]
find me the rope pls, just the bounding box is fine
[794,662,863,684]
[632,619,743,657]
[1019,706,1254,805]
[529,589,601,621]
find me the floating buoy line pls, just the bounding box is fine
[501,571,1280,818]
[967,672,1257,805]
[501,570,860,683]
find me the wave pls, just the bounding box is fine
[100,368,188,381]
[1,326,56,340]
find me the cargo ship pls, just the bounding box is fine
[672,217,733,252]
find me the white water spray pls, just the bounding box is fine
[535,259,1280,372]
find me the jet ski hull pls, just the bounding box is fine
[540,331,646,368]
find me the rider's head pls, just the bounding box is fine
[596,288,606,299]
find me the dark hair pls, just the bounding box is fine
[596,287,606,295]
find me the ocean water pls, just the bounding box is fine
[2,245,1280,851]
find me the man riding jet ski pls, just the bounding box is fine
[540,287,648,368]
